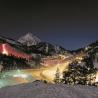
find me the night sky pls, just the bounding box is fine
[0,0,98,50]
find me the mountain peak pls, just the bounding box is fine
[24,32,35,38]
[18,32,41,46]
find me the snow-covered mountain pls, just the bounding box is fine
[17,33,70,56]
[28,42,71,56]
[18,32,41,46]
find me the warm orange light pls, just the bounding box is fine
[2,44,8,55]
[95,72,98,82]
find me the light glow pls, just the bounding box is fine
[13,74,28,78]
[95,72,98,82]
[2,44,8,55]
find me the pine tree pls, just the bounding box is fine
[54,68,61,83]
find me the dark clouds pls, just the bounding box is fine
[0,1,98,49]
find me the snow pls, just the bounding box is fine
[18,32,41,46]
[0,81,98,98]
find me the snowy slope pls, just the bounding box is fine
[0,81,98,98]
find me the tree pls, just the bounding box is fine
[54,68,61,83]
[62,63,88,85]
